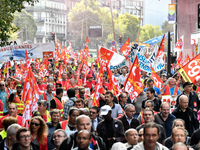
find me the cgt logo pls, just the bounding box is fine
[43,51,53,58]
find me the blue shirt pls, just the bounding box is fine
[144,87,161,97]
[0,89,11,113]
[169,86,180,96]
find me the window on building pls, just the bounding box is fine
[133,9,137,15]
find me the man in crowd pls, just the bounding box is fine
[75,99,85,109]
[172,143,187,150]
[0,104,23,129]
[38,83,55,110]
[161,77,180,96]
[119,92,128,110]
[89,106,102,133]
[12,128,38,150]
[50,88,63,117]
[124,129,138,150]
[37,76,47,91]
[133,122,168,150]
[119,68,127,86]
[0,81,11,116]
[76,87,89,100]
[172,95,199,136]
[0,124,21,150]
[176,82,200,115]
[119,104,139,131]
[97,105,124,150]
[105,91,123,119]
[52,129,67,150]
[33,100,51,122]
[47,109,62,150]
[154,102,176,137]
[136,108,166,144]
[75,130,92,150]
[59,115,106,150]
[8,84,24,115]
[142,87,161,112]
[61,72,69,91]
[63,88,77,120]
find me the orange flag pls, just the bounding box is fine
[150,66,163,89]
[92,64,103,107]
[176,51,183,69]
[120,38,131,59]
[20,60,25,72]
[85,36,89,54]
[15,63,23,79]
[124,56,143,102]
[128,58,132,70]
[112,46,117,53]
[106,63,122,96]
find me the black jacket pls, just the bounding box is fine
[96,118,125,149]
[176,91,200,115]
[11,142,39,150]
[172,105,199,136]
[59,131,106,150]
[0,138,5,150]
[119,115,139,131]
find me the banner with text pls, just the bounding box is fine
[0,43,55,61]
[162,96,177,113]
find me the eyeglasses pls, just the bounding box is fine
[0,85,4,86]
[90,111,96,114]
[31,122,40,126]
[138,134,143,137]
[53,135,65,140]
[20,135,32,140]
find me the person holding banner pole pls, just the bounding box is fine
[161,78,180,96]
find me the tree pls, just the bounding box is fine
[161,20,173,34]
[13,10,37,42]
[0,0,37,46]
[139,24,162,42]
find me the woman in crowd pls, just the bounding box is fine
[29,116,48,150]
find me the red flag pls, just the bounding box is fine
[150,66,163,89]
[0,69,3,81]
[100,47,114,69]
[176,51,183,69]
[106,64,122,96]
[120,38,131,59]
[156,34,165,58]
[124,56,143,102]
[23,50,31,80]
[76,63,82,78]
[92,65,103,106]
[178,53,200,84]
[15,63,23,79]
[112,46,117,53]
[128,58,132,70]
[85,36,89,54]
[6,60,10,78]
[35,59,40,69]
[20,61,25,72]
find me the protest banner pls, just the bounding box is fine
[162,96,177,113]
[0,43,55,61]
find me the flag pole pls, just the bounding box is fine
[167,31,171,78]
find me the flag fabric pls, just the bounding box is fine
[20,61,25,72]
[175,35,184,52]
[156,34,165,58]
[92,65,103,106]
[112,46,117,53]
[106,64,122,96]
[178,53,200,84]
[23,50,31,80]
[22,66,40,127]
[124,56,143,102]
[150,66,163,89]
[85,36,89,54]
[15,63,23,79]
[176,51,183,69]
[128,58,132,70]
[6,60,10,78]
[0,70,3,81]
[120,38,131,59]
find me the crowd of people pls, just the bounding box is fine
[0,58,200,150]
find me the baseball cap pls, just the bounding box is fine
[79,86,85,92]
[17,84,22,88]
[100,105,112,116]
[87,74,93,79]
[183,82,193,88]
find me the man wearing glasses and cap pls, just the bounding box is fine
[0,81,11,117]
[8,84,24,115]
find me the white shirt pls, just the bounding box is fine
[119,74,127,85]
[125,114,133,125]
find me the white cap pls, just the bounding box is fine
[100,105,112,116]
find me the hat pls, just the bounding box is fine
[87,74,93,79]
[37,100,48,106]
[100,105,112,116]
[183,82,193,88]
[79,86,85,92]
[56,80,62,84]
[161,71,167,76]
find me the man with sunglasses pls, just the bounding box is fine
[12,127,38,150]
[0,81,11,117]
[89,106,102,133]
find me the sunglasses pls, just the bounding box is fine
[0,85,4,86]
[31,122,40,126]
[90,111,96,114]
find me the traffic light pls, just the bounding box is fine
[52,32,55,41]
[119,35,122,43]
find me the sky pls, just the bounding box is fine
[143,0,171,28]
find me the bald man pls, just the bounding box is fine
[172,142,187,150]
[172,95,199,136]
[124,129,138,149]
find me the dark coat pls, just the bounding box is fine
[172,105,199,136]
[119,115,139,131]
[59,131,106,150]
[12,142,39,150]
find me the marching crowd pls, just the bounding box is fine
[0,58,200,150]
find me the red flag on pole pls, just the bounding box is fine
[156,34,165,58]
[150,66,163,89]
[124,56,143,102]
[120,38,131,59]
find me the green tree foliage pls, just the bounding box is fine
[13,10,37,42]
[161,20,173,34]
[139,24,162,42]
[0,0,37,46]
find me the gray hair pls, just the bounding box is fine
[53,129,67,137]
[172,119,185,128]
[124,104,135,111]
[7,124,21,136]
[145,100,154,107]
[125,128,138,137]
[47,82,53,88]
[172,142,187,150]
[76,115,90,125]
